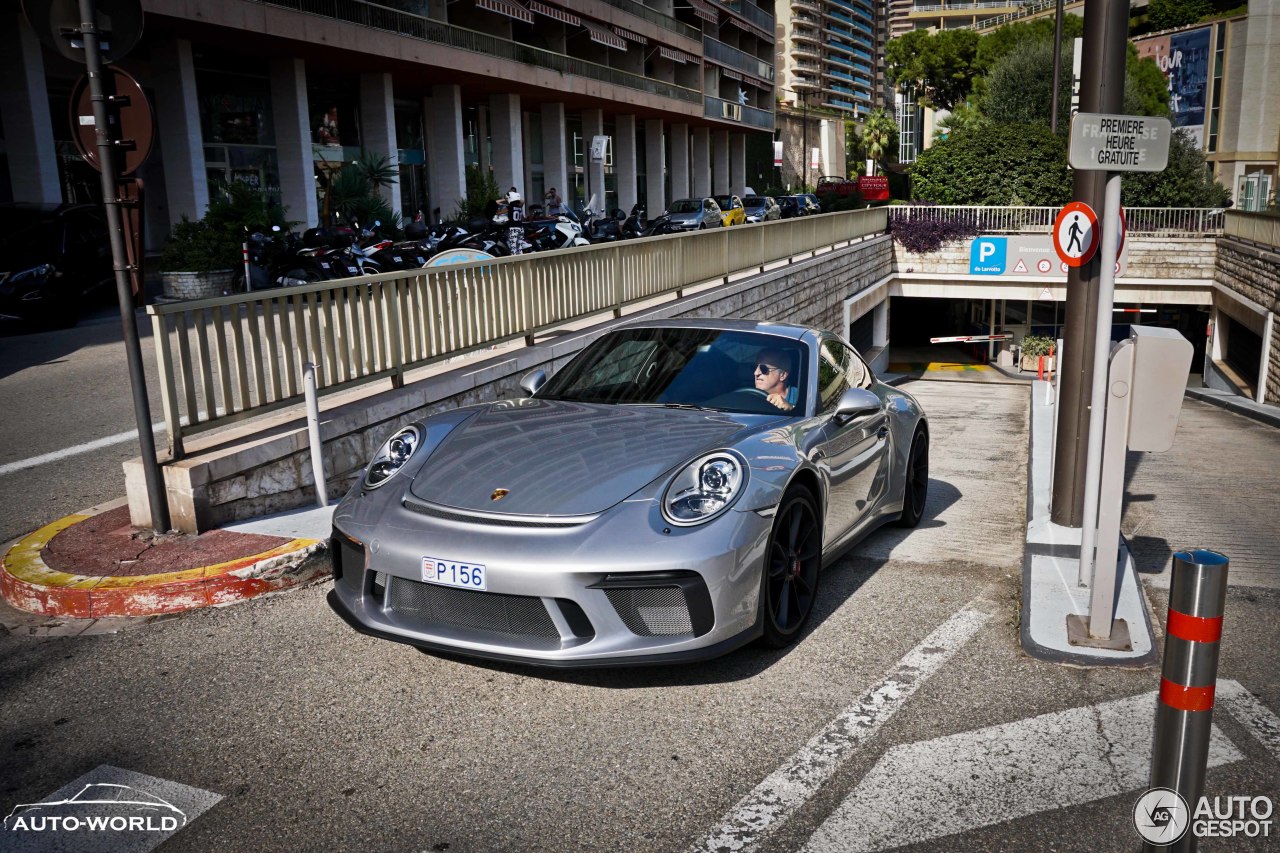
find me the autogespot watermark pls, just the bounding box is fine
[4,782,187,835]
[1134,787,1274,845]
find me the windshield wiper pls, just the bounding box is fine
[627,402,727,412]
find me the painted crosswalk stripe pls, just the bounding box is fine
[691,604,992,853]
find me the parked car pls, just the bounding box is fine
[778,195,819,218]
[328,318,930,667]
[713,194,746,227]
[0,203,114,327]
[661,198,725,231]
[743,195,781,223]
[799,192,823,214]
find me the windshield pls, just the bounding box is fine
[713,196,734,208]
[668,200,700,214]
[743,196,764,208]
[539,328,808,416]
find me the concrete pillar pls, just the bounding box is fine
[583,108,605,210]
[712,130,730,195]
[360,72,399,212]
[425,84,465,223]
[489,93,524,197]
[615,114,637,213]
[0,15,61,204]
[269,59,319,228]
[691,126,711,198]
[152,39,209,222]
[521,110,534,198]
[670,123,690,200]
[541,103,568,207]
[730,133,747,196]
[644,119,666,214]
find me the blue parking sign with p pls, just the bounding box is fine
[970,237,1007,275]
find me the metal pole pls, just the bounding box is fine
[242,226,253,293]
[1077,172,1122,587]
[303,362,328,507]
[1050,0,1066,132]
[802,95,809,191]
[1145,549,1229,853]
[78,0,170,533]
[1051,0,1128,527]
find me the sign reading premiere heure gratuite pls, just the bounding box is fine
[1069,112,1171,172]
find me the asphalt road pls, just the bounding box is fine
[2,379,1277,852]
[0,307,165,545]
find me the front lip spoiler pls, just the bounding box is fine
[327,589,761,669]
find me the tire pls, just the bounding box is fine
[758,487,822,649]
[698,223,706,230]
[894,428,929,528]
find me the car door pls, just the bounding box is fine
[810,337,890,545]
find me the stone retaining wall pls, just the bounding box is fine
[127,236,893,532]
[1215,236,1280,405]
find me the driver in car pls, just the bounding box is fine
[754,349,797,412]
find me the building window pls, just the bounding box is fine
[1207,22,1225,152]
[896,86,917,164]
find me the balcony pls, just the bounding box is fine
[720,0,776,34]
[251,0,702,104]
[791,43,821,59]
[704,95,776,129]
[793,28,821,44]
[792,0,821,12]
[822,67,855,81]
[704,36,776,81]
[592,0,701,40]
[792,75,820,90]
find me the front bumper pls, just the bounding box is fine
[328,492,771,666]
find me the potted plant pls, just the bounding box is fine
[158,217,239,300]
[1020,334,1056,372]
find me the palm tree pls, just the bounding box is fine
[860,109,898,176]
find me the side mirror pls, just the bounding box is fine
[272,225,282,232]
[834,388,881,423]
[520,370,547,397]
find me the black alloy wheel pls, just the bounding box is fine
[894,428,929,528]
[759,489,822,648]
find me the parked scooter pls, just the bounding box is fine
[619,204,647,240]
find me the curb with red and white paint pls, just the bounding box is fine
[0,513,326,619]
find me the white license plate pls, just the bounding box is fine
[421,556,487,591]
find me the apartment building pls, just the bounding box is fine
[0,0,778,243]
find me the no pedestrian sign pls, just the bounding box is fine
[1053,202,1098,267]
[1069,113,1171,172]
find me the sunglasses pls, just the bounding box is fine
[755,363,784,375]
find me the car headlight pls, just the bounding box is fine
[10,264,55,283]
[662,451,748,526]
[363,425,423,490]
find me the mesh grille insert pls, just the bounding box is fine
[387,578,562,649]
[605,586,694,637]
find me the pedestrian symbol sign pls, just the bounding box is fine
[1053,201,1098,267]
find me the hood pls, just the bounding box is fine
[408,399,749,516]
[666,210,702,224]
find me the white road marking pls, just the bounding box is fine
[692,605,991,853]
[0,425,162,477]
[803,680,1271,853]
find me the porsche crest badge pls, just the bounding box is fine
[490,488,510,502]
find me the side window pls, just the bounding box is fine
[839,343,872,389]
[817,341,846,413]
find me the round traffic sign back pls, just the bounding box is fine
[1053,201,1098,267]
[69,65,155,175]
[22,0,144,63]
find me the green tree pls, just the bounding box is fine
[981,40,1073,126]
[934,100,989,141]
[910,123,1072,205]
[1122,129,1230,206]
[886,29,982,111]
[1147,0,1212,30]
[976,14,1085,71]
[329,152,401,235]
[860,108,899,175]
[1125,45,1172,118]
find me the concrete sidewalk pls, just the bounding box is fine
[0,498,331,621]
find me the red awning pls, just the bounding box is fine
[528,0,579,25]
[582,20,627,50]
[659,45,698,64]
[687,0,719,24]
[475,0,534,24]
[612,25,648,44]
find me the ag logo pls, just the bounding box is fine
[1134,787,1189,845]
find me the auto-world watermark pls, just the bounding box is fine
[4,782,187,835]
[1134,787,1273,845]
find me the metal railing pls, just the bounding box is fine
[703,36,776,81]
[593,0,701,40]
[1223,210,1280,249]
[970,0,1071,29]
[890,206,1226,236]
[720,0,776,33]
[253,0,702,105]
[148,209,888,456]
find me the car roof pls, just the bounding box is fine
[613,317,812,340]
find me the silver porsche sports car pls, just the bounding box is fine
[328,319,928,666]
